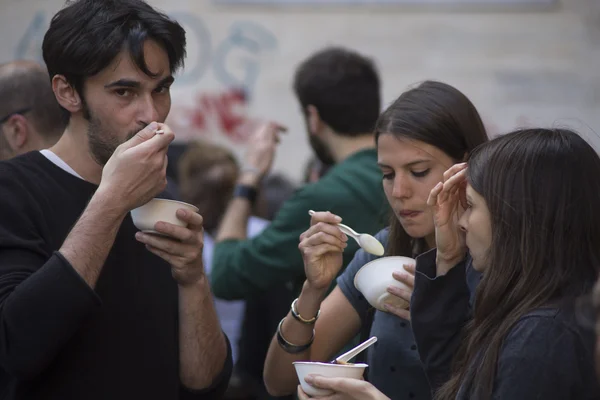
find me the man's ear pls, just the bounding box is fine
[2,114,30,152]
[52,75,83,113]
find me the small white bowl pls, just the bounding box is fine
[293,361,368,397]
[130,198,199,233]
[354,256,415,312]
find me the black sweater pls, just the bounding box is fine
[411,249,600,399]
[0,152,232,399]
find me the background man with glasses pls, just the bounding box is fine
[0,60,66,161]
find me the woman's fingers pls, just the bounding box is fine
[301,230,348,250]
[300,221,347,243]
[427,182,443,207]
[392,268,415,288]
[309,211,342,226]
[443,162,467,182]
[442,168,467,193]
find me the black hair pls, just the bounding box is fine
[42,0,186,121]
[293,47,381,136]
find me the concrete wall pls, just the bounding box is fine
[1,0,598,182]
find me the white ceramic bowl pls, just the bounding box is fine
[354,256,415,312]
[293,361,368,397]
[130,198,199,233]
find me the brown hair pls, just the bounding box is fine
[178,140,239,233]
[0,62,66,139]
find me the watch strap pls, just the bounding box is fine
[233,184,258,205]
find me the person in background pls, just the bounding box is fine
[167,142,189,183]
[178,139,269,366]
[164,141,189,198]
[211,48,386,400]
[211,47,386,400]
[179,142,297,400]
[210,46,387,302]
[230,171,299,400]
[0,0,231,398]
[0,60,66,160]
[254,173,298,221]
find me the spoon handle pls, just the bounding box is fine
[308,210,359,238]
[337,223,359,238]
[334,336,378,364]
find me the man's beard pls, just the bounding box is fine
[83,102,138,166]
[309,134,335,166]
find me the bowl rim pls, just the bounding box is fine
[292,361,368,368]
[137,198,199,212]
[353,255,416,290]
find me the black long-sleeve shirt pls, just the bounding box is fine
[0,152,232,399]
[411,249,600,399]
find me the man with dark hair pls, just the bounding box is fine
[0,1,231,399]
[210,47,386,397]
[212,45,385,298]
[0,61,66,160]
[293,47,382,166]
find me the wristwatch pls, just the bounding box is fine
[233,184,258,205]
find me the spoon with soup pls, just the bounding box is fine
[308,210,385,256]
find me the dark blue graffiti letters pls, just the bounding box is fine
[15,11,47,64]
[169,12,213,85]
[212,21,278,96]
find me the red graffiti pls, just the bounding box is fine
[186,89,259,143]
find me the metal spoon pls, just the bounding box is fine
[308,210,385,256]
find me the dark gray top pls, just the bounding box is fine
[411,249,600,400]
[337,228,431,400]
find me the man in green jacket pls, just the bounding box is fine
[210,46,387,301]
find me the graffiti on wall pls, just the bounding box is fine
[181,88,261,143]
[170,14,278,94]
[15,11,46,65]
[15,11,277,94]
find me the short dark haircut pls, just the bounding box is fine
[0,62,66,139]
[42,0,186,120]
[293,47,381,136]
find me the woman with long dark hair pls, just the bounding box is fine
[415,128,600,399]
[263,80,488,399]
